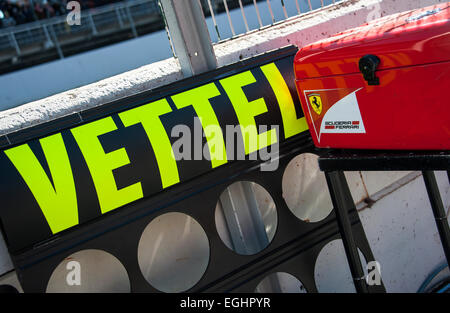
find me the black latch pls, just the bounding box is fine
[359,55,381,86]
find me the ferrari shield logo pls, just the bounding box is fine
[308,94,323,115]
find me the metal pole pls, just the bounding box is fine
[48,24,64,59]
[222,0,236,37]
[325,171,369,293]
[238,0,249,33]
[422,171,450,266]
[218,181,283,292]
[266,0,275,24]
[218,183,269,254]
[116,7,124,29]
[88,13,98,35]
[280,0,288,19]
[160,0,217,77]
[206,0,221,41]
[295,0,301,15]
[158,0,177,58]
[252,0,263,28]
[125,3,138,37]
[42,24,53,48]
[8,32,21,56]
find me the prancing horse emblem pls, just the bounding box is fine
[308,94,323,115]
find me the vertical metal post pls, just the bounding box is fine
[47,24,64,59]
[280,0,288,19]
[325,171,369,293]
[125,3,138,38]
[8,32,21,56]
[26,27,32,41]
[222,0,236,37]
[42,24,54,49]
[422,171,450,266]
[253,0,263,28]
[218,181,282,292]
[295,0,301,15]
[219,183,269,254]
[160,0,217,77]
[238,0,250,33]
[116,7,124,29]
[206,0,221,41]
[158,0,177,58]
[88,13,98,35]
[266,0,275,24]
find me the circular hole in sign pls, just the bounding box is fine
[314,239,368,293]
[282,153,333,223]
[46,249,130,293]
[255,272,307,293]
[138,212,209,293]
[215,181,277,256]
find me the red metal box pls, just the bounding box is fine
[294,3,450,150]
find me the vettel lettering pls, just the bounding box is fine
[0,52,307,251]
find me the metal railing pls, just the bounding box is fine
[0,0,161,59]
[200,0,346,43]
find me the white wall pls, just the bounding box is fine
[315,171,450,293]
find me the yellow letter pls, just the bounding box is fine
[261,63,308,139]
[71,117,143,214]
[118,99,179,189]
[220,71,277,155]
[171,83,227,168]
[4,134,78,234]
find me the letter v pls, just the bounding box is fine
[4,133,78,234]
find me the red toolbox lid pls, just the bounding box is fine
[294,3,450,80]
